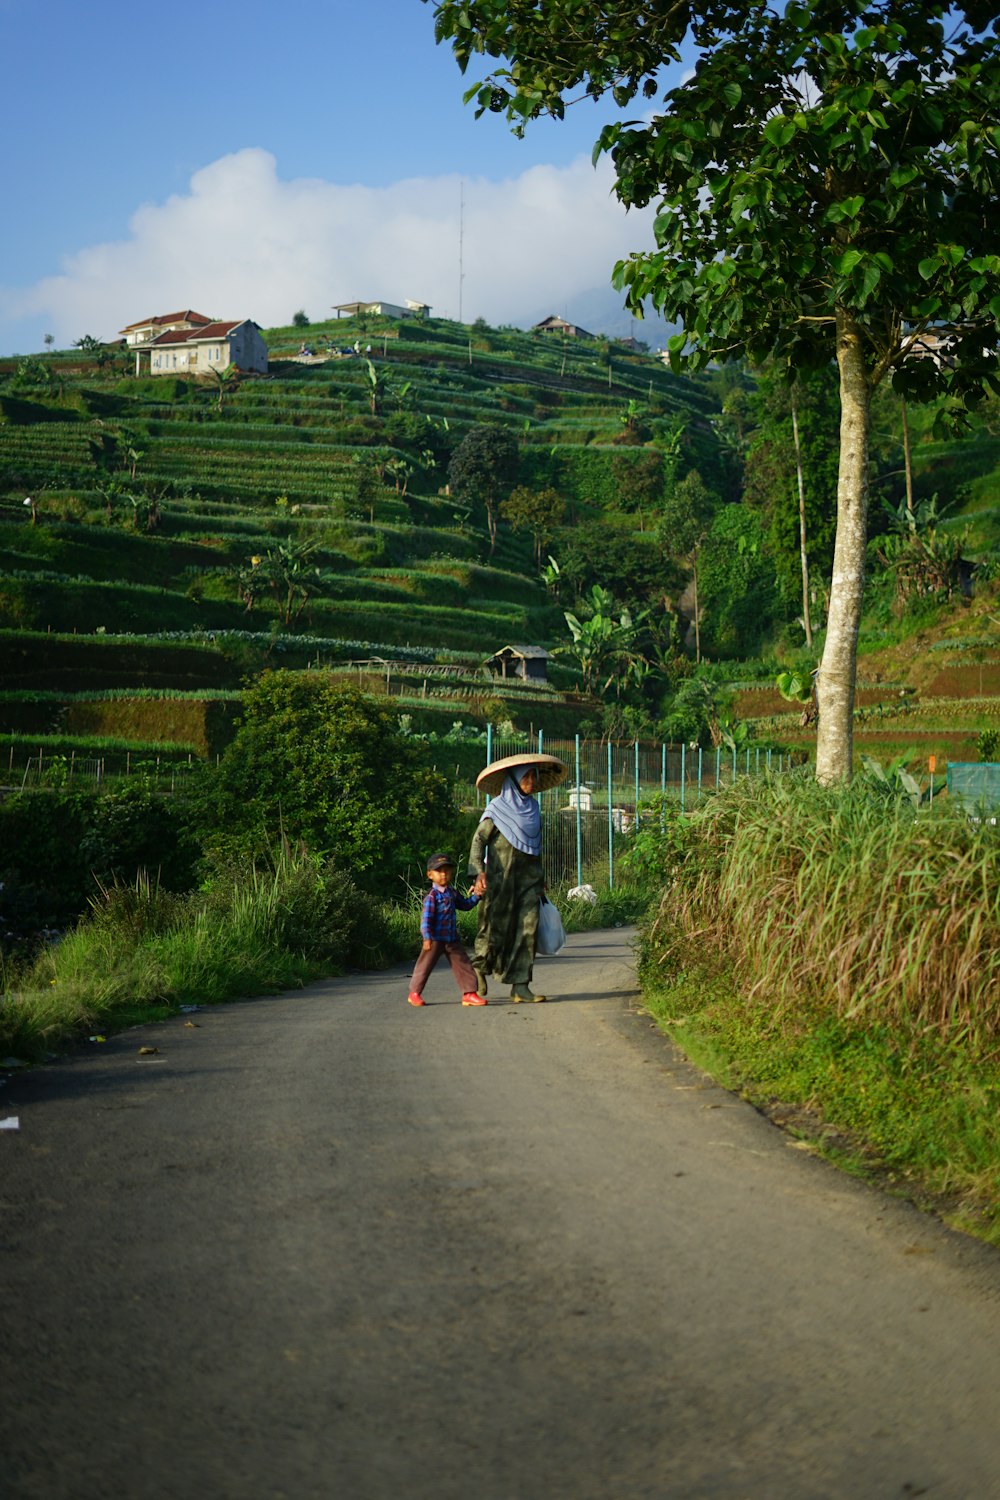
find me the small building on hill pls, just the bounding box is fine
[123,316,269,377]
[484,644,552,683]
[532,314,595,340]
[332,299,431,320]
[120,310,214,350]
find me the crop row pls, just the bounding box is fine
[0,568,549,650]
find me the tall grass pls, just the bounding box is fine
[0,856,642,1060]
[0,852,362,1057]
[639,774,1000,1239]
[646,772,1000,1045]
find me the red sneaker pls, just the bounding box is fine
[407,991,425,1007]
[461,992,487,1006]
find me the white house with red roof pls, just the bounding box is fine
[119,310,268,377]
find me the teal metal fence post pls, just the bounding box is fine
[537,728,544,815]
[767,747,772,771]
[575,733,583,888]
[607,741,614,890]
[715,747,721,789]
[634,740,640,828]
[680,742,686,815]
[698,746,703,803]
[485,722,493,805]
[732,747,737,783]
[745,748,751,776]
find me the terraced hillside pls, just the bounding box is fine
[0,315,722,768]
[734,579,1000,773]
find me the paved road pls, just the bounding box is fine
[4,928,1000,1499]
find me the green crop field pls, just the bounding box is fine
[2,310,998,780]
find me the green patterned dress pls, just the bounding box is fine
[467,817,544,986]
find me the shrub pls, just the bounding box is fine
[193,671,455,891]
[0,782,200,954]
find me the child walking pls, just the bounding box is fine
[408,853,486,1007]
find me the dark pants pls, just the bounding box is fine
[410,940,479,997]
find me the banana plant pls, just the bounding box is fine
[861,754,932,808]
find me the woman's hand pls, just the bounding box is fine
[422,939,432,951]
[472,873,487,897]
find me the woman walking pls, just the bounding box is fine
[468,752,567,1003]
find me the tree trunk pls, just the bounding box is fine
[815,311,871,784]
[692,554,701,665]
[791,394,812,648]
[901,397,915,531]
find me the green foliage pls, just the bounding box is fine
[0,849,361,1057]
[697,506,778,656]
[977,727,1000,762]
[499,483,566,565]
[742,364,840,609]
[610,447,664,518]
[195,671,455,891]
[562,584,635,694]
[519,440,721,511]
[872,497,973,609]
[433,0,1000,783]
[659,675,735,748]
[447,423,519,551]
[554,513,679,616]
[657,468,716,560]
[0,783,199,953]
[644,773,1000,1044]
[292,310,311,328]
[637,772,1000,1238]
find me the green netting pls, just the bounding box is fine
[947,762,1000,812]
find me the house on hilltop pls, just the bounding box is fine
[331,299,431,320]
[532,314,595,340]
[120,312,269,377]
[120,310,214,349]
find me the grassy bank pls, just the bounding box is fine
[637,774,1000,1243]
[0,856,644,1062]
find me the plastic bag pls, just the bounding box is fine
[536,895,567,956]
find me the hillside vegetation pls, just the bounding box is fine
[1,313,998,779]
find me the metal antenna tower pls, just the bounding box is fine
[458,181,465,324]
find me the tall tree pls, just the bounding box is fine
[500,483,567,565]
[431,0,1000,781]
[657,469,718,661]
[447,423,519,553]
[742,363,841,633]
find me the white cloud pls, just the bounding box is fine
[2,147,657,344]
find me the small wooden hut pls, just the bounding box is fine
[483,644,552,683]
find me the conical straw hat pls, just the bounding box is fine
[476,752,568,797]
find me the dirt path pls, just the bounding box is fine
[4,928,1000,1498]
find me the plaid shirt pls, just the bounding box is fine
[421,884,478,942]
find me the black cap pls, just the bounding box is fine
[426,852,456,871]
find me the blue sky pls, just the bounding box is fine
[0,0,692,354]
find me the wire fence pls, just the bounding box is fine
[5,746,199,794]
[947,761,1000,822]
[471,728,796,889]
[3,728,797,889]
